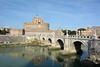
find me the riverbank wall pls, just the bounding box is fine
[0,35,26,43]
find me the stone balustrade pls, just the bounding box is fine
[68,35,93,39]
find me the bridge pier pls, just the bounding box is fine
[64,38,76,53]
[51,38,56,47]
[59,35,76,55]
[64,31,76,53]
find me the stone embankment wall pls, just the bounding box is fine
[88,39,100,64]
[0,35,26,43]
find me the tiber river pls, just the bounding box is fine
[0,45,88,67]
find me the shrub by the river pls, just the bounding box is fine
[31,38,42,45]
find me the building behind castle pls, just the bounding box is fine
[77,25,93,36]
[77,25,100,38]
[92,26,100,38]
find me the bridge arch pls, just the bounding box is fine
[57,39,64,50]
[72,40,87,47]
[72,40,87,54]
[42,37,45,43]
[42,38,45,40]
[48,38,52,44]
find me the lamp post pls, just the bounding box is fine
[66,29,68,38]
[76,29,78,36]
[93,27,97,39]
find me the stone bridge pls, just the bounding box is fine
[0,32,97,54]
[26,32,96,54]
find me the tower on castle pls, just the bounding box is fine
[24,15,49,31]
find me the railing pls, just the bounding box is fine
[55,35,65,38]
[42,35,94,39]
[68,35,93,39]
[54,35,93,39]
[0,34,95,39]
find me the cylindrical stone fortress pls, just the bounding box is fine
[24,17,49,32]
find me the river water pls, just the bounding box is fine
[0,46,88,67]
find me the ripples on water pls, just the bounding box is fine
[0,46,88,67]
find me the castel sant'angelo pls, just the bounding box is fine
[10,16,63,36]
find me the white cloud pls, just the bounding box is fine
[4,26,12,28]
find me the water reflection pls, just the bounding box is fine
[81,45,89,61]
[0,46,82,67]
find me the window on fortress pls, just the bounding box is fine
[38,22,41,24]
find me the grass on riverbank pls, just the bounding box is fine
[0,38,43,47]
[0,44,14,46]
[0,41,42,47]
[0,43,26,47]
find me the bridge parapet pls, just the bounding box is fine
[55,35,65,38]
[68,35,93,39]
[45,34,94,40]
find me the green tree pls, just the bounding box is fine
[0,28,9,35]
[0,30,1,34]
[1,29,7,35]
[68,30,71,35]
[1,29,6,35]
[62,30,66,35]
[71,31,76,35]
[62,30,76,35]
[78,28,86,31]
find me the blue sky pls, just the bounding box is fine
[0,0,100,30]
